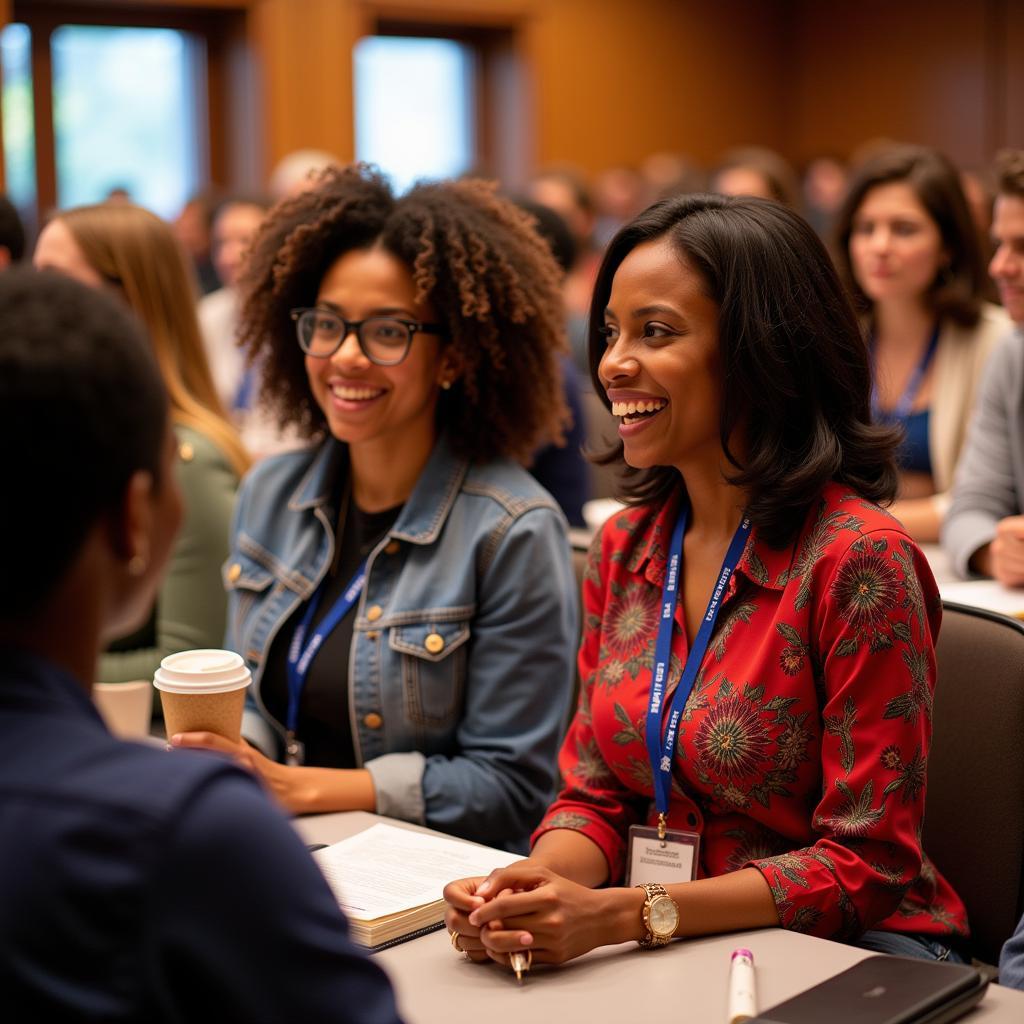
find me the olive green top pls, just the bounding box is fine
[98,424,240,684]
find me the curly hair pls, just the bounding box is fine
[589,193,899,549]
[237,165,569,464]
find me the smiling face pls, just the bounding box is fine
[989,194,1024,324]
[848,182,948,305]
[598,237,722,473]
[305,245,450,456]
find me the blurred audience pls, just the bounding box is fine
[528,165,601,323]
[172,191,221,295]
[268,148,342,201]
[34,203,249,684]
[834,144,1009,542]
[802,154,848,240]
[944,150,1024,583]
[592,165,648,246]
[198,194,272,413]
[640,151,707,202]
[513,197,591,526]
[0,195,25,269]
[710,145,800,208]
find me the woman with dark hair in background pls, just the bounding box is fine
[0,268,402,1021]
[445,193,966,966]
[835,144,1010,542]
[173,165,578,850]
[33,203,249,684]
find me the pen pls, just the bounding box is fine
[509,949,532,984]
[728,948,757,1024]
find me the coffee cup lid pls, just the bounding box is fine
[153,649,252,694]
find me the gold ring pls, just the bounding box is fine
[450,929,464,953]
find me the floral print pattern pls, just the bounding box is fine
[534,483,967,943]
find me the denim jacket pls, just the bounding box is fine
[224,433,577,847]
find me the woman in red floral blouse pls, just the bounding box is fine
[445,193,968,966]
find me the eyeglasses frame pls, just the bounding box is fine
[289,306,446,366]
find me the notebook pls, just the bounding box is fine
[750,955,988,1024]
[311,823,521,951]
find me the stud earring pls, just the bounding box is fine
[127,554,147,577]
[441,378,452,391]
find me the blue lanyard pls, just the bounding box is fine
[645,501,751,835]
[871,321,941,421]
[285,561,367,736]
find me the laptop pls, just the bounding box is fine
[750,954,989,1024]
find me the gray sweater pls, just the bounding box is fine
[943,325,1024,577]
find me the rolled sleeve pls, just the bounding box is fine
[364,750,426,824]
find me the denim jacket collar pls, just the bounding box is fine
[285,432,470,546]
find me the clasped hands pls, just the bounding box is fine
[443,863,641,967]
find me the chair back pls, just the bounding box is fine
[925,602,1024,964]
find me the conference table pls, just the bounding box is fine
[295,811,1024,1024]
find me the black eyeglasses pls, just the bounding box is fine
[290,307,445,366]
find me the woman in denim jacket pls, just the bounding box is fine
[172,166,578,849]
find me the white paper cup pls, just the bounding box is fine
[154,649,251,742]
[93,680,154,739]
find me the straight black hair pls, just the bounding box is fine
[588,192,900,548]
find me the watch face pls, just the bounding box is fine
[649,896,679,936]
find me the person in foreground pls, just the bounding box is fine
[33,202,250,683]
[0,268,401,1022]
[445,194,968,966]
[173,165,578,849]
[834,145,1008,543]
[943,150,1024,585]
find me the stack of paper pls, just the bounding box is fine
[312,823,521,950]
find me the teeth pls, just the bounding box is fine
[611,399,667,417]
[331,385,382,400]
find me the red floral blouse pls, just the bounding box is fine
[534,483,968,942]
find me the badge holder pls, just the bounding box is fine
[626,813,700,887]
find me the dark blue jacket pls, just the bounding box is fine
[0,649,402,1023]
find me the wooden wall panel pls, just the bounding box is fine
[1004,0,1024,150]
[526,0,788,173]
[248,0,365,172]
[788,0,991,167]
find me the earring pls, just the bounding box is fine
[441,378,452,391]
[127,554,147,577]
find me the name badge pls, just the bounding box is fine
[626,824,700,887]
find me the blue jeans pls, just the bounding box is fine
[852,930,968,964]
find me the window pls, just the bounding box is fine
[2,4,246,230]
[50,25,205,218]
[354,36,475,194]
[1,22,36,226]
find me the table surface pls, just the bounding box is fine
[296,812,1024,1024]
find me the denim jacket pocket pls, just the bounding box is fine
[389,619,471,727]
[223,549,276,650]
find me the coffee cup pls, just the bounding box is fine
[154,649,251,743]
[93,680,154,739]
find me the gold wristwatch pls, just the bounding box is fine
[636,882,680,948]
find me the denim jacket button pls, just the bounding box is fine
[424,632,445,654]
[363,712,383,729]
[384,540,401,555]
[366,605,383,622]
[227,563,242,583]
